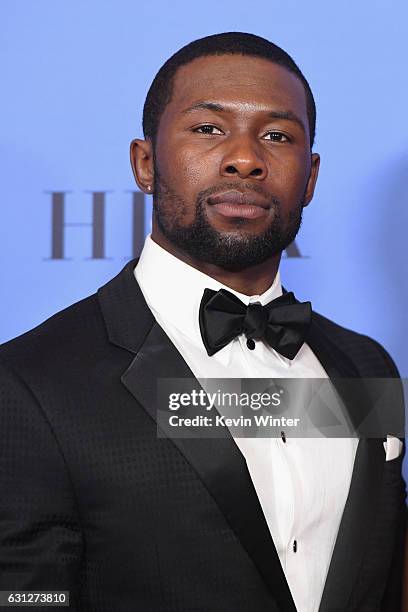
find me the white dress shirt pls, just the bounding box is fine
[135,235,358,612]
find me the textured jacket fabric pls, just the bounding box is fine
[0,259,406,611]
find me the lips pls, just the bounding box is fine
[207,190,270,209]
[206,190,271,220]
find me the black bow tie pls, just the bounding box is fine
[199,288,312,360]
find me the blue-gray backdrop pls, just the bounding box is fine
[1,1,407,478]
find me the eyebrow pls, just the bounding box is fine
[180,101,306,134]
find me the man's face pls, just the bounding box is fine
[148,54,319,271]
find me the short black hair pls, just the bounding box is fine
[142,32,316,148]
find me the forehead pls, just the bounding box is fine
[167,54,308,118]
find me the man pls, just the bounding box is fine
[0,32,406,612]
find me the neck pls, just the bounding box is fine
[151,231,281,296]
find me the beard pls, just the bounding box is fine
[152,165,305,272]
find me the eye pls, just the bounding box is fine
[263,131,290,143]
[192,124,224,135]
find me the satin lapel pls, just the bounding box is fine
[318,438,384,612]
[98,261,296,612]
[307,317,385,612]
[306,317,374,432]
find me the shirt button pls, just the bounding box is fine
[281,431,286,443]
[293,539,297,553]
[246,338,256,350]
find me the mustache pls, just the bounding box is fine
[151,167,283,209]
[196,182,281,207]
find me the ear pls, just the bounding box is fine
[130,138,155,194]
[303,153,320,207]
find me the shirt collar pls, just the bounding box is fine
[134,235,283,343]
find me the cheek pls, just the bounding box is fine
[174,147,220,189]
[274,153,311,201]
[157,132,219,189]
[155,149,197,189]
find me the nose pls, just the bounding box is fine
[220,134,267,180]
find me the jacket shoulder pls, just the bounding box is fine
[312,310,400,377]
[0,293,107,371]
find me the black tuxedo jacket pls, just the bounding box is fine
[0,259,406,611]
